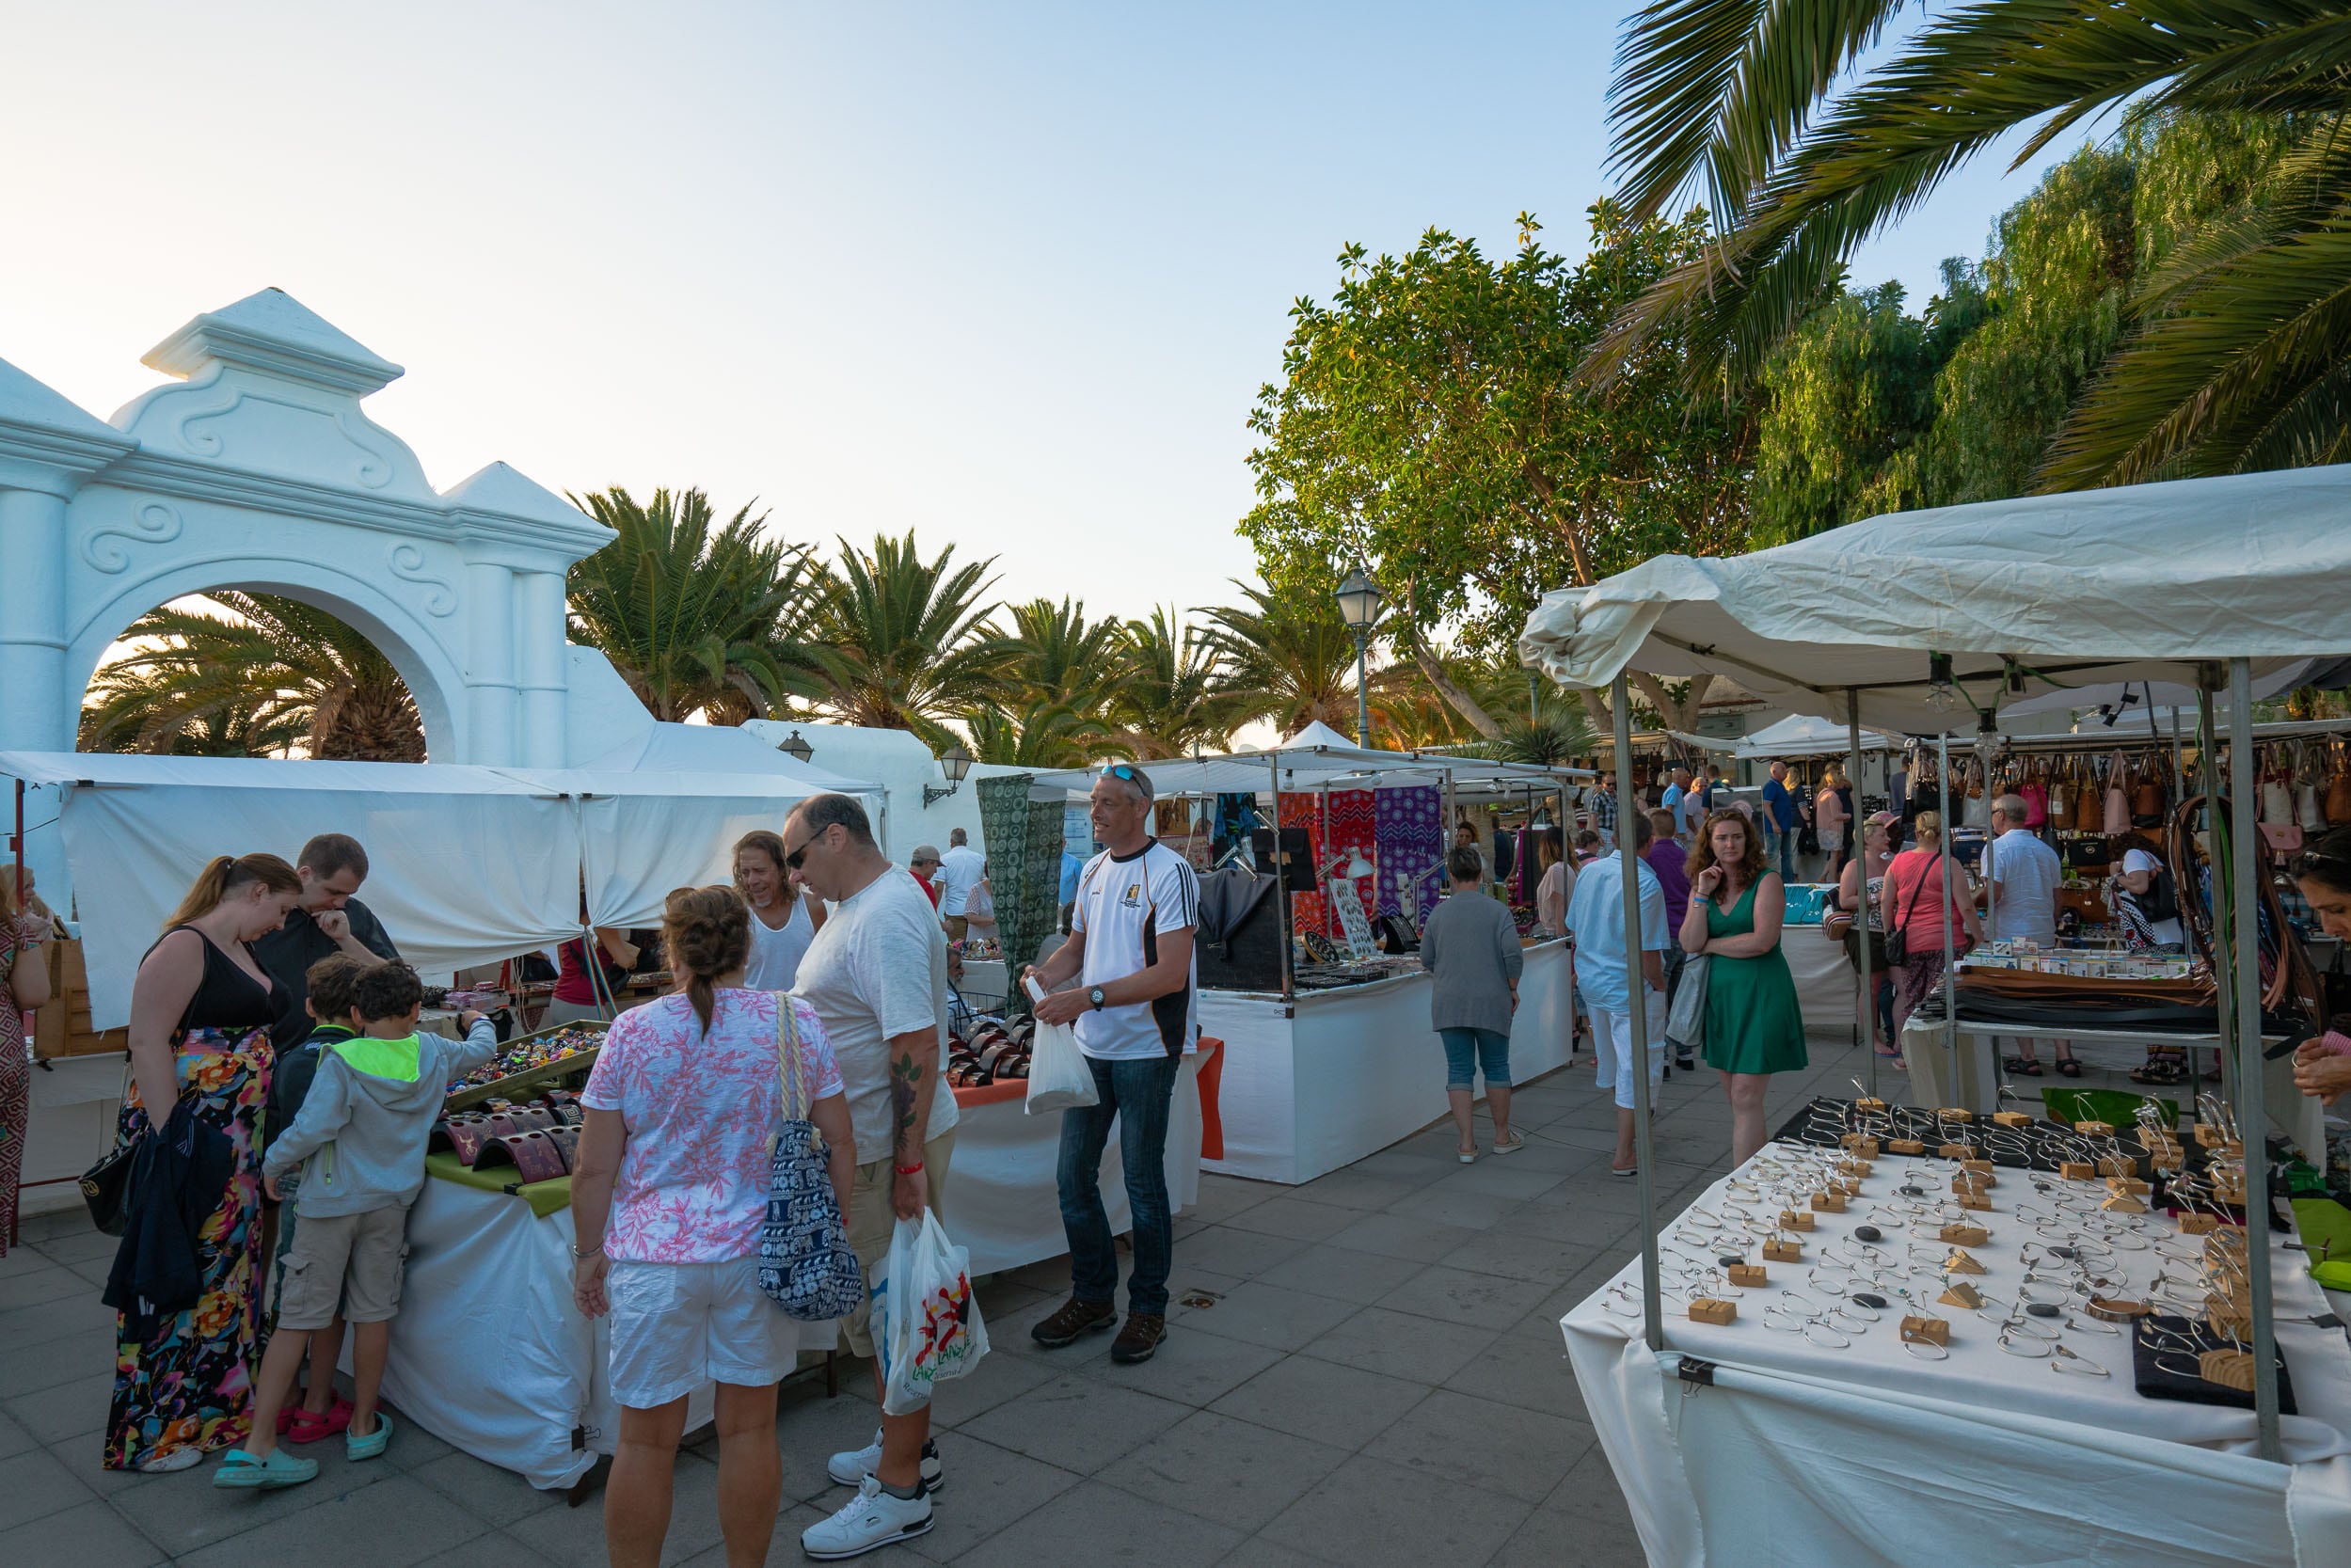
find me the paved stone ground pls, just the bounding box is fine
[10,1013,2165,1567]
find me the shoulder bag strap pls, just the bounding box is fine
[774,992,805,1125]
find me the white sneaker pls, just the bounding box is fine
[825,1428,944,1493]
[802,1474,933,1560]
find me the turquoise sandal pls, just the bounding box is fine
[213,1448,319,1489]
[346,1413,393,1463]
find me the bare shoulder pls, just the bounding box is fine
[136,926,206,979]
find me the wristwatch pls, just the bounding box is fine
[1088,986,1107,1011]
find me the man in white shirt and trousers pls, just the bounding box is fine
[1979,794,2074,1076]
[1023,763,1199,1369]
[935,829,987,941]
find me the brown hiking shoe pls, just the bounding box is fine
[1110,1313,1167,1365]
[1030,1298,1118,1348]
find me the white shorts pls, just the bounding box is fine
[1590,995,1667,1111]
[1820,827,1847,853]
[606,1256,804,1409]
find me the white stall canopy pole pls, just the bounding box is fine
[1847,690,1875,1100]
[1937,733,1958,1096]
[1615,671,1663,1351]
[2229,658,2282,1463]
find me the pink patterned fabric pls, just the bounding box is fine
[1281,794,1330,938]
[581,989,843,1263]
[1322,788,1377,937]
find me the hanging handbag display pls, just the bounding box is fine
[2048,758,2073,828]
[2132,751,2166,825]
[2074,765,2102,835]
[2328,738,2351,824]
[2261,745,2293,826]
[2299,741,2327,832]
[757,996,867,1323]
[2103,750,2132,836]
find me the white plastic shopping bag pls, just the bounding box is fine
[876,1210,992,1416]
[1023,975,1098,1115]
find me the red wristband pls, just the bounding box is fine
[895,1162,925,1176]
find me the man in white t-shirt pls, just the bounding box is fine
[783,793,959,1558]
[1023,763,1198,1369]
[1978,793,2074,1077]
[935,830,986,940]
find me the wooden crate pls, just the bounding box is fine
[33,939,131,1060]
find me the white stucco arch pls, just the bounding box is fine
[0,288,613,767]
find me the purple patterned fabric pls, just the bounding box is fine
[1374,784,1445,925]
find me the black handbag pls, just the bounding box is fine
[1881,855,1941,967]
[80,1132,145,1237]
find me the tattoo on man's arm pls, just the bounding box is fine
[891,1051,920,1151]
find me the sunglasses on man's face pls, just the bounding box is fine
[782,832,822,874]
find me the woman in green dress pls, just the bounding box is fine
[1679,809,1807,1165]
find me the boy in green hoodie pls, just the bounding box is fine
[218,962,497,1488]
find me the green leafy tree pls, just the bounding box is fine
[803,531,1015,748]
[963,698,1122,768]
[1004,597,1126,714]
[1242,206,1753,736]
[84,594,427,760]
[1591,1,2351,487]
[566,486,823,724]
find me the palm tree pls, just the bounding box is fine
[566,487,823,723]
[802,531,1017,749]
[963,698,1125,768]
[1106,608,1247,759]
[1006,597,1126,713]
[81,658,311,758]
[1589,3,2351,485]
[84,594,427,760]
[1196,581,1364,740]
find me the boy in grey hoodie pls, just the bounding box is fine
[216,962,497,1488]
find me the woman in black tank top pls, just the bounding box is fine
[104,855,300,1474]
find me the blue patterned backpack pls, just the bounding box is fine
[757,996,866,1321]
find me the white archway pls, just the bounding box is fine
[0,288,612,767]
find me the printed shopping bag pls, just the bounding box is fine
[876,1210,993,1416]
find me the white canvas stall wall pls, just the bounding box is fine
[567,776,813,932]
[52,771,580,1030]
[1199,942,1572,1184]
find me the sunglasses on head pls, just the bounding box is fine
[1104,764,1152,799]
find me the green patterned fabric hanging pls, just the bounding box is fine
[977,773,1059,1020]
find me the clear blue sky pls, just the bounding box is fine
[0,2,2075,628]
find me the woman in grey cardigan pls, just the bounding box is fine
[1420,845,1525,1162]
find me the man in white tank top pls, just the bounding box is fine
[732,831,823,990]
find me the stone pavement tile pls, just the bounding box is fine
[412,1528,560,1568]
[17,1207,97,1243]
[975,1276,1049,1321]
[1532,1121,1625,1154]
[0,1445,97,1529]
[1097,1410,1349,1535]
[1440,1331,1592,1424]
[0,1259,80,1308]
[1206,1354,1426,1449]
[1489,1199,1638,1250]
[924,1336,1058,1429]
[110,1449,395,1556]
[62,1255,119,1288]
[1384,1184,1521,1231]
[0,1409,35,1461]
[2,1367,114,1445]
[955,1372,1192,1476]
[1187,1175,1279,1225]
[1171,1281,1358,1354]
[524,1453,724,1568]
[1067,1321,1282,1408]
[1360,1387,1596,1504]
[0,1297,116,1363]
[176,1474,489,1568]
[1298,1306,1498,1386]
[902,1429,1086,1561]
[1500,1449,1649,1566]
[1284,1170,1419,1212]
[1344,1148,1457,1186]
[1477,1134,1603,1176]
[1437,1230,1601,1286]
[1427,1160,1565,1203]
[1219,1196,1360,1244]
[1259,1451,1530,1568]
[955,1477,1246,1568]
[1158,1225,1302,1282]
[1252,1243,1425,1307]
[1215,1537,1330,1567]
[0,1497,167,1568]
[375,1410,459,1473]
[406,1448,566,1524]
[0,1322,112,1395]
[1372,1264,1553,1332]
[1321,1211,1479,1265]
[31,1227,123,1266]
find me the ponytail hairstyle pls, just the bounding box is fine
[163,853,301,931]
[1912,811,1944,847]
[662,884,752,1036]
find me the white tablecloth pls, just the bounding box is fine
[1562,1147,2351,1567]
[20,1053,125,1215]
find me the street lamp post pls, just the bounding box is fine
[1334,565,1386,748]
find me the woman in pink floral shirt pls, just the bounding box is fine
[569,886,853,1568]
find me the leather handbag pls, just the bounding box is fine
[2299,742,2327,831]
[2329,739,2351,824]
[2133,752,2166,825]
[2075,768,2102,835]
[79,1132,142,1236]
[2262,747,2294,825]
[758,996,866,1322]
[2103,751,2132,835]
[2049,760,2073,828]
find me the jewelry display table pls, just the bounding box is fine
[1562,1141,2351,1568]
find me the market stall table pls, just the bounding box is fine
[1561,1141,2351,1568]
[1199,938,1572,1185]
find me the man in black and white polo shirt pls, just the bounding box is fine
[1022,762,1198,1366]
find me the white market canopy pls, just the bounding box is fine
[0,748,868,1028]
[1673,713,1903,759]
[1519,465,2351,734]
[1025,720,1590,800]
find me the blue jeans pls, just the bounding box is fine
[1439,1027,1511,1090]
[1771,823,1797,882]
[1056,1052,1182,1317]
